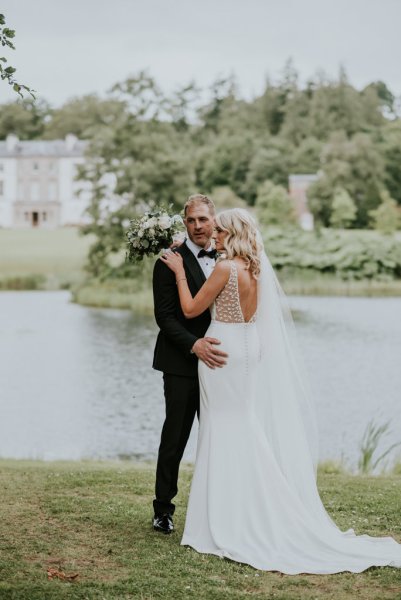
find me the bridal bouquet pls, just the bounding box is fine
[126,208,185,262]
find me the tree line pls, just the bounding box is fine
[1,64,400,275]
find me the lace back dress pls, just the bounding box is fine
[213,260,257,324]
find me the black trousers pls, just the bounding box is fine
[153,373,200,516]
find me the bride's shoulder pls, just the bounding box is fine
[204,259,233,296]
[211,258,231,289]
[214,258,232,273]
[210,259,232,286]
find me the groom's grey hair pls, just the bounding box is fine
[184,194,215,216]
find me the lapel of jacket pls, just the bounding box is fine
[180,241,206,291]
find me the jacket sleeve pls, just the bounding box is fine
[153,258,198,354]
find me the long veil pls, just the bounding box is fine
[256,250,322,510]
[255,250,401,556]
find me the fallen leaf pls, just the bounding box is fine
[46,567,79,582]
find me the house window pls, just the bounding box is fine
[48,181,57,201]
[24,212,29,221]
[33,162,39,171]
[49,162,55,172]
[42,212,47,222]
[0,181,3,196]
[31,182,40,201]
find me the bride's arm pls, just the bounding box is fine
[160,252,230,318]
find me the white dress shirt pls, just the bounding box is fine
[185,238,215,279]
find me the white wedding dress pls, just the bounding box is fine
[181,257,401,574]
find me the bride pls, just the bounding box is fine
[160,208,401,574]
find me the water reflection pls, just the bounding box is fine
[0,291,400,469]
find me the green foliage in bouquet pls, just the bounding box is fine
[126,209,184,263]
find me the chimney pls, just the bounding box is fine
[65,133,78,152]
[6,134,19,152]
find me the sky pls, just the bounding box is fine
[1,0,401,107]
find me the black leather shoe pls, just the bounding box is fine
[153,513,174,534]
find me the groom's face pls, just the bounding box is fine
[184,203,215,248]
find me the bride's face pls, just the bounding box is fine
[212,223,228,252]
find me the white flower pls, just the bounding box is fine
[122,219,130,228]
[172,231,186,243]
[148,228,155,236]
[138,229,144,237]
[147,216,157,228]
[171,214,183,225]
[158,215,171,230]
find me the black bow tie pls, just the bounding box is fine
[197,248,217,259]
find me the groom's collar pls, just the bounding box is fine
[185,237,212,259]
[181,240,206,287]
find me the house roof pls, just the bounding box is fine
[0,136,87,158]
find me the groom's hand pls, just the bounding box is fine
[191,337,228,369]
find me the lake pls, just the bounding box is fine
[1,291,400,470]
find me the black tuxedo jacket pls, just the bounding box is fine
[152,241,211,377]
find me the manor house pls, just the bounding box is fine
[0,134,91,228]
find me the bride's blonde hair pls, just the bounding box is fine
[215,208,263,278]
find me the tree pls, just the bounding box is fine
[369,190,401,234]
[254,80,286,135]
[166,81,201,132]
[380,120,401,205]
[197,75,237,134]
[43,95,126,139]
[210,186,248,210]
[0,98,49,139]
[359,84,387,128]
[363,81,396,118]
[308,67,382,139]
[79,74,195,276]
[195,134,255,200]
[253,59,299,137]
[0,13,34,98]
[307,176,334,227]
[108,71,165,120]
[280,91,311,144]
[244,138,293,203]
[329,188,357,228]
[255,180,297,227]
[292,137,322,173]
[308,131,385,227]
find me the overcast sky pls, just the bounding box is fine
[1,0,400,107]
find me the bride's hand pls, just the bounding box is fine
[160,249,185,277]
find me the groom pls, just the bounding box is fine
[152,194,228,534]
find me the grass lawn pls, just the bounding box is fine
[0,228,93,289]
[0,460,400,599]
